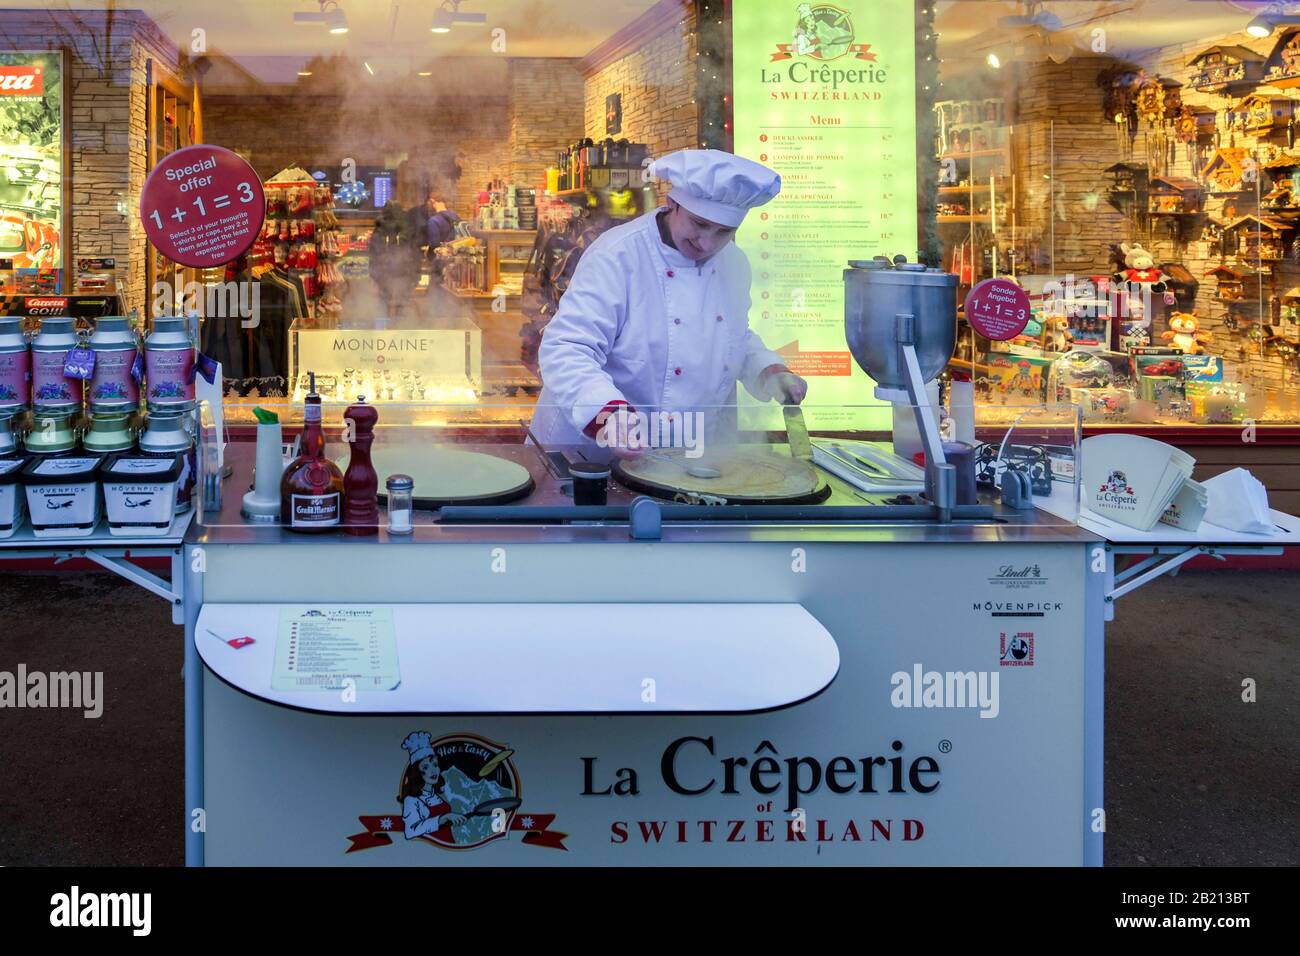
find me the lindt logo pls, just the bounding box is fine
[995,565,1042,579]
[0,66,43,95]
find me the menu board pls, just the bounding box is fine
[273,606,400,693]
[0,52,64,289]
[733,0,918,429]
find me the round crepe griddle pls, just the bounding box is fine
[350,445,534,509]
[613,447,831,505]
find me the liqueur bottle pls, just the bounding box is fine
[280,373,343,533]
[342,396,379,536]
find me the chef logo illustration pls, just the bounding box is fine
[772,4,875,62]
[1101,470,1135,496]
[999,632,1035,667]
[346,731,567,853]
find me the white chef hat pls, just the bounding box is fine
[649,149,781,228]
[402,731,436,765]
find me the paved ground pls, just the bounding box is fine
[0,568,1295,866]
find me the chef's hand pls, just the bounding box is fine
[604,434,649,460]
[768,371,808,405]
[444,813,467,826]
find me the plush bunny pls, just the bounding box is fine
[1161,311,1214,354]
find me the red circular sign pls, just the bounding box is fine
[963,278,1031,341]
[140,145,265,268]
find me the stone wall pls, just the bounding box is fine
[508,58,585,192]
[583,2,699,183]
[0,8,180,316]
[203,58,586,214]
[202,94,512,216]
[1012,35,1300,397]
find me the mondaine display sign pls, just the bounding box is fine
[732,1,919,429]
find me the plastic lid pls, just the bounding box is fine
[570,460,611,478]
[25,455,102,479]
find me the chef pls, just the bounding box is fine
[532,149,807,458]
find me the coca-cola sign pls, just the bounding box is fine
[0,66,43,96]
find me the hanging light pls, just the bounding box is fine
[294,1,349,35]
[433,0,486,32]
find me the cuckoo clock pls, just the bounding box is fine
[1227,94,1294,136]
[1148,176,1202,214]
[1264,29,1300,88]
[1202,148,1253,193]
[1188,45,1266,92]
[1206,263,1260,302]
[1104,162,1148,217]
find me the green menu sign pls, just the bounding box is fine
[732,0,918,429]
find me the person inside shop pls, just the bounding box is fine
[532,148,807,458]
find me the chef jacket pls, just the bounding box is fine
[402,792,455,841]
[532,208,786,453]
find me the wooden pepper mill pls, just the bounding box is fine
[342,396,379,536]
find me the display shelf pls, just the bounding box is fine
[938,215,993,224]
[0,509,194,550]
[937,148,1007,161]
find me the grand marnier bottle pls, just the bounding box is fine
[280,373,343,533]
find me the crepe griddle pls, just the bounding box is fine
[350,445,534,509]
[613,447,831,505]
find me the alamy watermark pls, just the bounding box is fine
[0,664,103,718]
[890,663,999,719]
[1040,275,1159,320]
[595,407,706,458]
[152,277,261,328]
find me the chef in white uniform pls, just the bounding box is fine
[533,149,807,458]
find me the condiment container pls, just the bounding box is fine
[25,409,78,455]
[82,411,136,453]
[385,473,414,534]
[0,455,29,538]
[100,454,182,536]
[22,454,103,538]
[144,317,196,412]
[0,316,30,414]
[88,316,140,411]
[139,412,194,514]
[31,317,82,412]
[570,459,610,506]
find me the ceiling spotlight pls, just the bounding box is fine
[418,71,432,76]
[987,52,1001,69]
[294,1,349,35]
[433,0,486,32]
[1246,9,1300,38]
[298,70,313,76]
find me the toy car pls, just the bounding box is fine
[1143,359,1184,377]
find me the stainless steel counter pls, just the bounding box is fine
[191,439,1098,546]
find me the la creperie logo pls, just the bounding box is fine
[0,66,43,96]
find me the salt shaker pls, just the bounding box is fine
[386,474,414,534]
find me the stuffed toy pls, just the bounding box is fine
[1115,242,1177,306]
[1161,312,1214,354]
[1046,314,1074,353]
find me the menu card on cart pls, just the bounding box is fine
[272,607,400,692]
[732,0,918,430]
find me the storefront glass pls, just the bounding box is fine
[1,0,1297,441]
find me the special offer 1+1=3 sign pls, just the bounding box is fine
[140,145,266,269]
[963,278,1031,341]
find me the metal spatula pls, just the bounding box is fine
[783,405,813,462]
